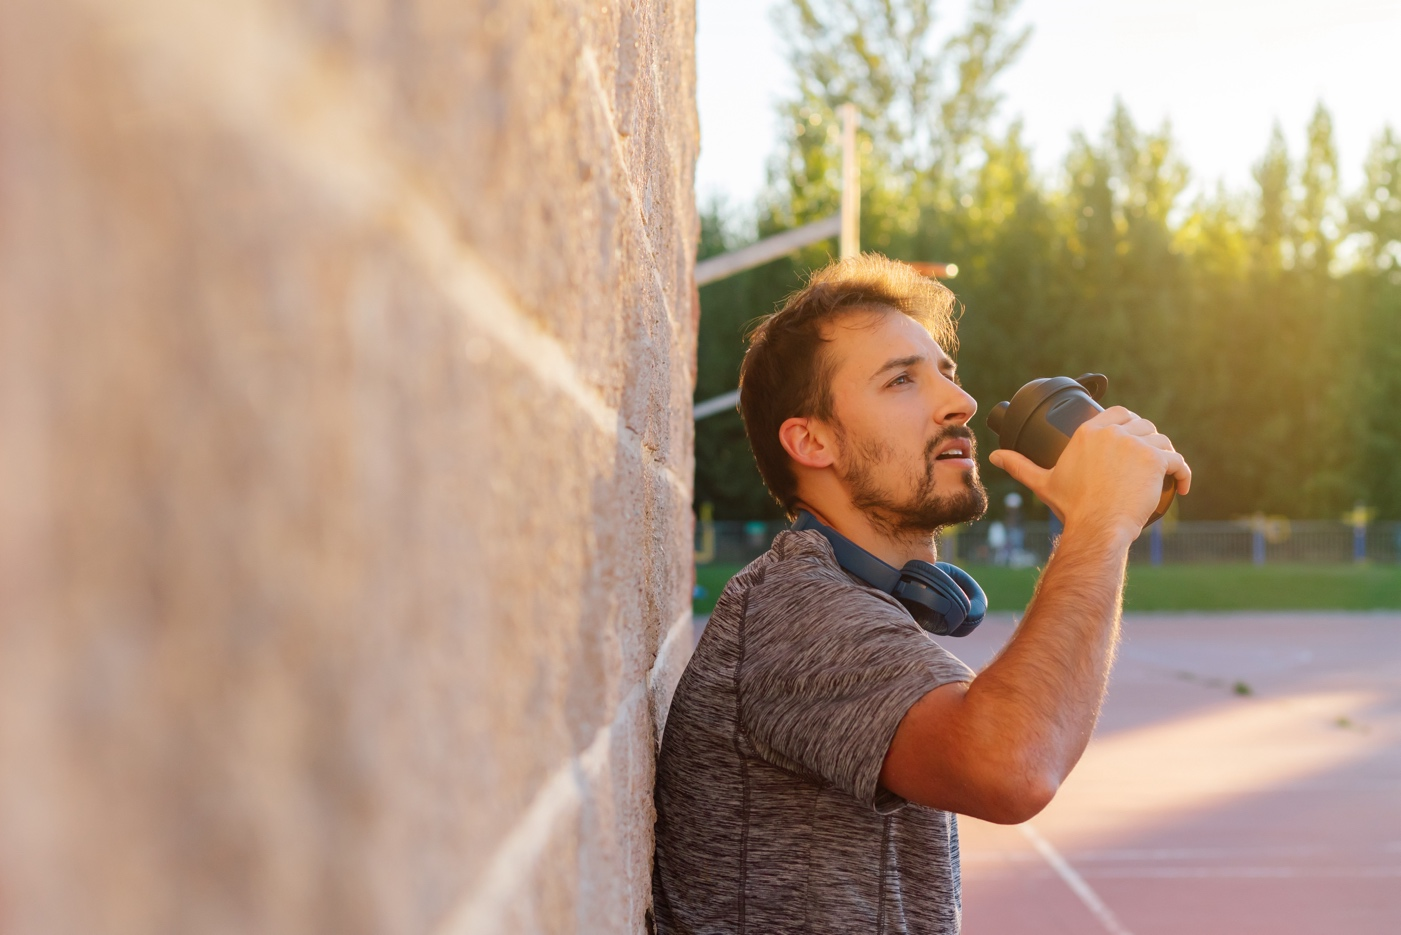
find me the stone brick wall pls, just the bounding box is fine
[0,1,698,933]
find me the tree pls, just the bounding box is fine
[694,4,1401,521]
[1296,103,1343,275]
[1349,126,1401,273]
[763,0,1029,248]
[1251,124,1293,274]
[1349,128,1401,516]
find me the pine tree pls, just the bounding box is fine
[1297,103,1343,274]
[1252,124,1293,273]
[1350,128,1401,516]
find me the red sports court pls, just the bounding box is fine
[955,612,1401,934]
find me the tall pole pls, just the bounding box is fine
[840,103,860,259]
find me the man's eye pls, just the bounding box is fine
[890,373,911,386]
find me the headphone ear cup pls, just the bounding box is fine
[895,561,974,636]
[936,562,987,636]
[793,510,987,637]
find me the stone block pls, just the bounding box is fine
[0,0,697,932]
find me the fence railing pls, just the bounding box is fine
[696,519,1401,568]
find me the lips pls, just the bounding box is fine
[934,437,973,460]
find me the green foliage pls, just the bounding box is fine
[763,0,1028,247]
[1350,127,1401,267]
[693,562,1401,615]
[1122,564,1401,611]
[694,562,744,614]
[694,199,805,519]
[696,0,1401,522]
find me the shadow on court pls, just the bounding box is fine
[953,613,1401,935]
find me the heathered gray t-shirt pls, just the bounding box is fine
[653,529,976,935]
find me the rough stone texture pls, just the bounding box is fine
[0,1,698,933]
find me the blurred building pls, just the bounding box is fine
[0,1,698,932]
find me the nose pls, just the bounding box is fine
[933,375,976,426]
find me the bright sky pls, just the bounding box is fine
[696,0,1401,208]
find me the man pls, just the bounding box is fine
[652,254,1190,934]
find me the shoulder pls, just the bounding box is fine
[745,529,912,635]
[754,529,889,595]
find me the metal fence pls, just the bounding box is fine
[696,518,1401,568]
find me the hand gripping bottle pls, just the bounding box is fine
[985,373,1175,527]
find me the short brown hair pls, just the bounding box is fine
[738,253,959,517]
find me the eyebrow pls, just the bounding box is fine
[873,355,923,380]
[871,354,957,381]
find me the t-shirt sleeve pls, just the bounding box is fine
[737,557,975,811]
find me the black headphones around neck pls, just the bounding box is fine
[792,511,986,637]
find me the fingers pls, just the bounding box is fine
[1162,450,1192,495]
[1094,409,1178,455]
[1123,418,1159,437]
[1088,405,1139,427]
[1093,408,1165,441]
[988,448,1051,491]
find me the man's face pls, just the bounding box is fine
[821,309,988,536]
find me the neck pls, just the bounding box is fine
[794,499,938,568]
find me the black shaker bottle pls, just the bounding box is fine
[985,373,1175,527]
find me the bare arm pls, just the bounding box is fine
[879,407,1191,823]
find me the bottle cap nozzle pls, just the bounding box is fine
[987,400,1010,436]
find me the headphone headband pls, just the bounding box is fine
[791,510,902,592]
[790,510,985,637]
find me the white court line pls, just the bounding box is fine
[1019,824,1134,935]
[1086,866,1401,880]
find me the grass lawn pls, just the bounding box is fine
[693,561,1401,615]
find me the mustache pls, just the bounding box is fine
[923,424,977,459]
[918,425,978,494]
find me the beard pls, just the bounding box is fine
[836,423,989,538]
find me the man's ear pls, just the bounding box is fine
[778,416,836,469]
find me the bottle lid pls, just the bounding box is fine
[987,374,1107,452]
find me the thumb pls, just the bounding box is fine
[988,449,1050,490]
